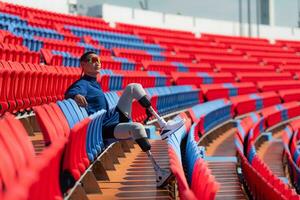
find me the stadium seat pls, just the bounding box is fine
[230,92,281,116]
[201,82,257,101]
[86,109,106,161]
[257,80,300,92]
[236,72,293,82]
[171,72,235,86]
[0,113,65,200]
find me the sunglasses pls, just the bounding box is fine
[87,56,101,64]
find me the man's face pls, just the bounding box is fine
[81,54,102,76]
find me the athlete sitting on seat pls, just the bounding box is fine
[65,51,184,187]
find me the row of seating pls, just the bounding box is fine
[0,60,80,114]
[280,65,300,74]
[41,49,81,67]
[230,92,281,116]
[0,43,40,64]
[184,95,297,199]
[196,54,258,65]
[231,43,294,53]
[167,112,219,200]
[188,99,233,134]
[215,63,275,73]
[0,12,63,40]
[171,97,239,198]
[172,71,296,86]
[0,29,23,45]
[172,72,234,85]
[200,82,257,100]
[246,51,300,59]
[33,98,108,193]
[40,38,88,56]
[0,112,65,200]
[113,48,193,63]
[65,25,145,44]
[42,50,138,69]
[99,70,171,91]
[276,39,300,52]
[264,57,300,65]
[185,91,299,198]
[201,33,270,46]
[142,61,212,74]
[0,60,210,116]
[37,37,110,56]
[174,44,228,56]
[65,25,166,52]
[282,120,300,192]
[152,37,204,50]
[235,103,300,199]
[0,1,111,32]
[0,12,112,58]
[200,81,300,101]
[3,56,300,116]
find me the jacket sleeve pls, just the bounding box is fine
[64,80,87,99]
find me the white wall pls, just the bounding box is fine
[2,0,71,14]
[101,3,300,41]
[164,14,194,31]
[195,18,240,36]
[133,9,164,27]
[102,4,133,23]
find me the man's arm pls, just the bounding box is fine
[65,82,88,107]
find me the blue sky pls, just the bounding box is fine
[80,0,300,27]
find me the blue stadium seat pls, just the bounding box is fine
[86,109,106,161]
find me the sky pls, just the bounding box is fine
[78,0,300,27]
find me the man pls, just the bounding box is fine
[65,51,184,187]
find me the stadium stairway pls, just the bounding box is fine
[88,140,172,200]
[256,129,288,184]
[199,123,247,200]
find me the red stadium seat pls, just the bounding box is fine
[171,72,234,86]
[201,82,257,101]
[230,92,281,115]
[257,80,300,92]
[279,89,300,103]
[63,118,91,180]
[215,63,275,73]
[236,72,293,82]
[0,113,66,200]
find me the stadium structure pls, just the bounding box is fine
[1,0,300,199]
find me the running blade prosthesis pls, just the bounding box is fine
[146,151,173,188]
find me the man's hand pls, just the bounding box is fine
[74,94,88,107]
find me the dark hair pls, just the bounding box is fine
[79,51,97,63]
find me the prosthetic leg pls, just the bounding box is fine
[115,86,184,187]
[139,96,185,140]
[114,125,172,188]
